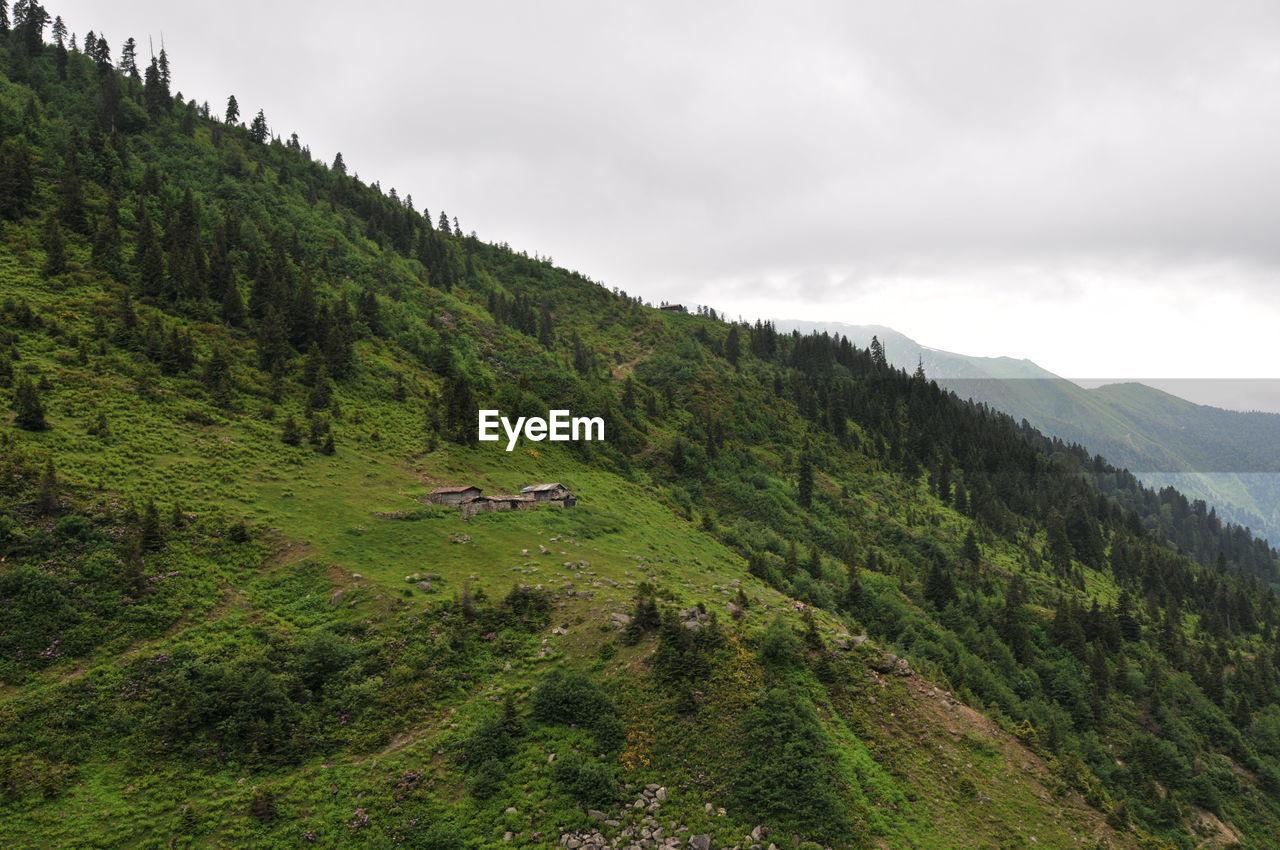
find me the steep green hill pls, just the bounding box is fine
[3,8,1280,849]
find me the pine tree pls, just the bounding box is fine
[144,57,169,116]
[797,450,814,508]
[35,457,59,515]
[220,277,245,326]
[92,197,123,273]
[249,110,268,144]
[924,560,957,609]
[13,376,47,430]
[725,324,741,366]
[42,214,66,277]
[280,415,301,446]
[332,151,345,174]
[224,94,239,124]
[119,36,138,78]
[962,529,981,567]
[135,210,165,297]
[841,561,862,611]
[0,0,9,33]
[806,544,823,579]
[50,14,65,47]
[57,166,88,235]
[140,499,164,550]
[870,335,887,368]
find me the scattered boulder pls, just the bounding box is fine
[689,835,712,850]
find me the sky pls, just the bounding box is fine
[53,0,1280,385]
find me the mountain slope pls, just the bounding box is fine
[778,320,1280,545]
[2,10,1280,849]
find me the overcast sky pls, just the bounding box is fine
[54,0,1280,385]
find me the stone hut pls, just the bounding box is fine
[461,493,535,519]
[427,485,482,506]
[520,483,577,508]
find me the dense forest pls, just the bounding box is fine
[3,3,1280,847]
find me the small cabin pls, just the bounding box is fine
[427,485,482,506]
[520,483,577,508]
[460,493,535,518]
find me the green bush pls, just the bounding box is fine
[551,752,619,806]
[531,671,624,752]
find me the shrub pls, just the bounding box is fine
[551,752,619,806]
[531,671,624,752]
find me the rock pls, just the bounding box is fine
[417,581,433,591]
[505,807,519,814]
[330,590,344,604]
[655,787,668,801]
[750,826,766,841]
[704,803,715,815]
[588,810,608,821]
[611,612,633,629]
[869,652,899,674]
[503,832,514,842]
[539,545,550,554]
[689,835,712,850]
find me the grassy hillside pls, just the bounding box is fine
[3,8,1280,849]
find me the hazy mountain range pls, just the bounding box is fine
[776,321,1280,544]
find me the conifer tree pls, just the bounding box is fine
[280,414,301,446]
[0,1,9,33]
[57,165,88,235]
[42,214,66,277]
[14,376,47,430]
[797,450,814,508]
[140,499,164,551]
[35,457,59,515]
[135,210,165,297]
[144,56,170,116]
[92,197,122,273]
[119,37,138,78]
[870,335,887,369]
[249,110,268,144]
[224,94,239,124]
[220,277,245,326]
[725,324,741,367]
[332,151,346,174]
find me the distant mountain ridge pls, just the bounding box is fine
[776,321,1280,543]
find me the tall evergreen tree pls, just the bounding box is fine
[224,94,239,124]
[119,37,138,78]
[42,214,65,277]
[797,450,814,508]
[725,324,741,367]
[248,110,268,144]
[13,376,47,430]
[134,209,165,297]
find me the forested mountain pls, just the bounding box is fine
[779,321,1280,547]
[4,6,1280,848]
